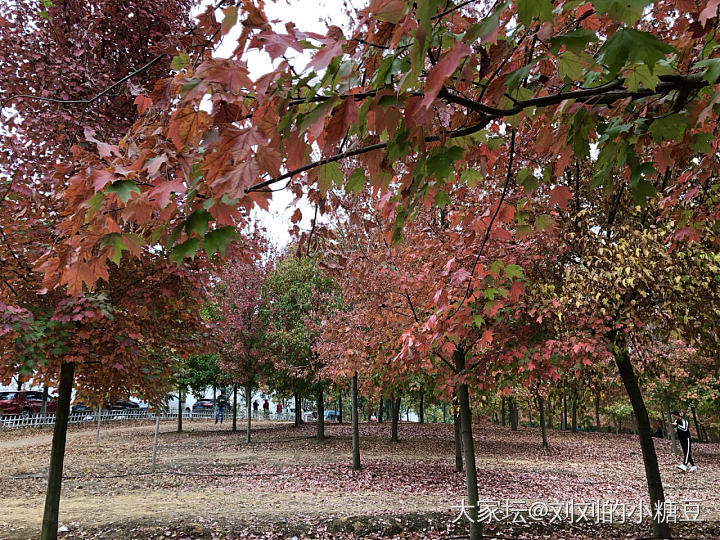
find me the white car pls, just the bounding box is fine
[288,407,317,422]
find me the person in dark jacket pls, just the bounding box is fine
[672,410,696,472]
[215,391,229,424]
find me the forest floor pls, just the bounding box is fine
[0,419,718,539]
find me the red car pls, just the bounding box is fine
[0,391,57,416]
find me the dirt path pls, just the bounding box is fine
[1,420,718,539]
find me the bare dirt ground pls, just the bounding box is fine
[0,419,718,539]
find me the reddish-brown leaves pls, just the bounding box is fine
[88,169,115,192]
[167,107,209,151]
[196,58,253,93]
[421,42,472,109]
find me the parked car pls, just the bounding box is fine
[0,391,57,416]
[288,407,316,422]
[106,399,141,411]
[71,402,90,414]
[324,410,340,421]
[192,398,215,412]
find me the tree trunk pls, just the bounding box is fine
[662,389,678,455]
[537,394,548,448]
[454,347,481,540]
[41,386,49,415]
[390,392,400,442]
[95,406,101,444]
[571,394,577,433]
[294,392,301,427]
[316,387,325,440]
[177,387,183,433]
[562,393,567,431]
[213,386,216,407]
[378,396,383,423]
[419,388,424,423]
[454,405,463,472]
[594,390,601,430]
[338,391,343,424]
[615,346,671,539]
[691,406,702,443]
[546,397,552,429]
[442,401,447,423]
[245,382,252,444]
[351,372,360,470]
[232,383,238,433]
[40,361,75,540]
[501,396,506,426]
[509,398,518,431]
[527,398,532,425]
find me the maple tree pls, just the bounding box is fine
[0,1,203,539]
[211,237,272,442]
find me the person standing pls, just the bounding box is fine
[215,391,229,424]
[263,398,270,417]
[253,399,259,416]
[276,401,283,415]
[672,411,696,472]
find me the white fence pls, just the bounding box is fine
[0,408,296,430]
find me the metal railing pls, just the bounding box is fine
[0,408,297,429]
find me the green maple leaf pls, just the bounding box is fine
[185,209,212,236]
[171,53,189,71]
[693,58,720,84]
[648,114,687,143]
[558,50,594,82]
[101,233,127,265]
[600,29,675,77]
[170,238,200,264]
[550,29,598,54]
[345,168,366,194]
[317,162,343,195]
[516,0,553,27]
[504,264,524,279]
[461,168,483,188]
[591,0,652,24]
[535,214,553,231]
[106,180,140,203]
[203,226,238,257]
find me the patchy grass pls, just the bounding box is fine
[0,419,718,539]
